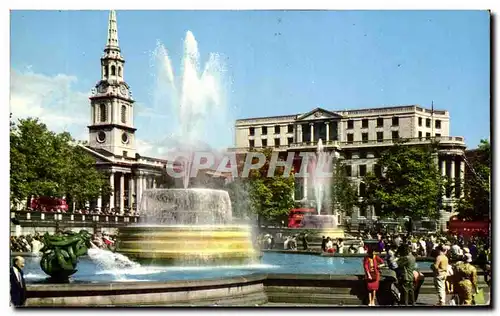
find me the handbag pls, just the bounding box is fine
[473,289,485,305]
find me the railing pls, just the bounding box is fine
[11,210,140,226]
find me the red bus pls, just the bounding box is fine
[30,197,69,212]
[448,220,490,237]
[288,208,316,228]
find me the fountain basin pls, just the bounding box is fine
[116,225,258,265]
[300,215,345,238]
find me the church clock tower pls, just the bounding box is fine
[88,10,137,158]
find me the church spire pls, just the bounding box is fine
[106,10,119,50]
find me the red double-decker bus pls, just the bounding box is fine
[288,208,316,228]
[30,197,69,212]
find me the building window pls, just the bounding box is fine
[359,182,366,196]
[287,137,293,145]
[374,204,381,217]
[262,126,267,135]
[392,117,399,126]
[99,103,107,122]
[359,165,367,177]
[249,140,254,148]
[418,117,422,126]
[359,205,367,217]
[436,133,441,138]
[104,66,109,77]
[121,105,127,124]
[377,118,384,128]
[262,139,267,147]
[426,132,431,139]
[418,131,422,139]
[111,65,116,76]
[275,138,281,147]
[344,151,352,160]
[123,151,128,157]
[374,164,382,178]
[362,119,369,128]
[377,132,383,142]
[359,150,367,159]
[426,118,431,128]
[275,125,280,134]
[249,127,255,136]
[118,66,122,77]
[288,125,294,133]
[345,165,352,177]
[362,133,369,143]
[347,134,354,144]
[435,120,441,129]
[392,131,399,140]
[347,120,354,129]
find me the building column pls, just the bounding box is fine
[97,195,102,210]
[109,171,115,211]
[440,158,446,201]
[460,158,465,198]
[136,174,143,210]
[128,175,134,209]
[297,124,303,143]
[153,177,157,189]
[450,157,456,199]
[310,123,314,144]
[325,122,330,143]
[302,177,308,200]
[120,173,125,214]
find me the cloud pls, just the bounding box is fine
[10,68,90,140]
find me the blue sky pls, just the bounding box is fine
[10,10,490,155]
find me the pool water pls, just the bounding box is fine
[24,252,365,283]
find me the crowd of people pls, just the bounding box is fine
[10,231,118,253]
[22,207,140,216]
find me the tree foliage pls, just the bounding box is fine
[225,149,295,224]
[362,143,443,220]
[10,117,110,209]
[456,139,490,221]
[330,159,358,216]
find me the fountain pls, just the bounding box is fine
[300,139,345,238]
[116,188,258,264]
[116,31,258,265]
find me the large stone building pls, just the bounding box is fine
[81,11,167,214]
[232,105,467,229]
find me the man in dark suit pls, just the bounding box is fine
[10,256,27,307]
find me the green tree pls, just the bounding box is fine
[362,143,443,220]
[245,149,295,225]
[10,117,111,209]
[456,139,490,220]
[330,159,358,216]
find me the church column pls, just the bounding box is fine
[310,123,314,144]
[325,122,330,143]
[152,176,157,189]
[450,157,456,199]
[136,174,143,210]
[128,175,134,209]
[460,158,465,198]
[109,171,115,211]
[297,124,303,144]
[119,173,125,214]
[441,158,446,200]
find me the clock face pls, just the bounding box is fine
[120,85,128,97]
[121,132,129,144]
[97,131,106,143]
[98,83,107,93]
